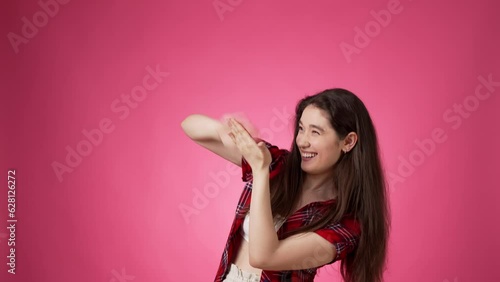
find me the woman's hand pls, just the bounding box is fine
[227,118,271,171]
[220,112,258,138]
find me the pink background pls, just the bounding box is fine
[1,0,499,281]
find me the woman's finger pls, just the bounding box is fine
[230,119,253,143]
[229,122,246,149]
[228,131,236,143]
[221,112,258,137]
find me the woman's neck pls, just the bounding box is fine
[301,173,337,201]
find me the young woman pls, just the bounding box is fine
[181,88,390,282]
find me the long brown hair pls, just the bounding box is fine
[269,88,390,282]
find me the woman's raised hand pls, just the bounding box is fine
[227,118,271,172]
[220,112,258,137]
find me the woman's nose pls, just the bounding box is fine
[296,134,310,148]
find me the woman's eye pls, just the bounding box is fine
[313,131,320,135]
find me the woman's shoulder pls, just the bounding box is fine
[324,212,361,236]
[260,139,290,156]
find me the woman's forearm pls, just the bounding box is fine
[248,169,279,265]
[181,114,227,141]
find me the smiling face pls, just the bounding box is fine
[295,105,344,175]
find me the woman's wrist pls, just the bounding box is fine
[251,166,270,176]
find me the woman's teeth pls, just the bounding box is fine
[302,153,318,159]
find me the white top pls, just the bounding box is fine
[240,212,286,242]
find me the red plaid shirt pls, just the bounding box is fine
[214,141,361,282]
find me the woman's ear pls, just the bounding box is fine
[343,132,358,152]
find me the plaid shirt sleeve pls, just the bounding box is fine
[314,216,361,264]
[241,140,288,182]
